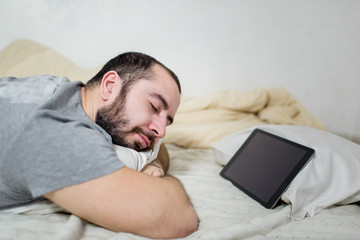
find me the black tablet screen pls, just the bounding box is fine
[220,129,314,208]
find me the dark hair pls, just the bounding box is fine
[85,52,181,93]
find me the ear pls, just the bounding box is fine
[100,71,120,101]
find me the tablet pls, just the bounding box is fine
[220,128,315,209]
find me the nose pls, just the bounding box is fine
[149,115,167,139]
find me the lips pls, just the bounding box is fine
[137,132,151,149]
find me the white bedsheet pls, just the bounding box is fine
[1,144,359,240]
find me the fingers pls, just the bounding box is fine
[142,165,164,177]
[151,170,163,177]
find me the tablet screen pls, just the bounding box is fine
[220,129,315,209]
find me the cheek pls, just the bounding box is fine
[124,102,152,126]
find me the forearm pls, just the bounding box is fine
[44,167,198,239]
[157,143,170,173]
[142,143,170,177]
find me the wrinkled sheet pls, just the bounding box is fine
[164,88,326,148]
[1,145,359,240]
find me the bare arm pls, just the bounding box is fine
[141,143,170,177]
[44,167,198,239]
[156,143,170,173]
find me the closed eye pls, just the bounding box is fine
[149,92,173,125]
[151,103,159,113]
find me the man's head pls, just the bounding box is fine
[85,52,181,151]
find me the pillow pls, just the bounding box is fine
[212,125,360,220]
[113,139,162,171]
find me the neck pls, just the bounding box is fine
[80,86,98,122]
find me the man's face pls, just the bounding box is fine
[96,64,180,152]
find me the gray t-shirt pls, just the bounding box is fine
[0,76,124,209]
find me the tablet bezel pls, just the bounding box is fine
[220,128,315,209]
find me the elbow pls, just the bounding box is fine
[151,200,199,239]
[111,207,198,239]
[150,176,199,239]
[184,212,199,237]
[122,200,199,239]
[163,206,199,239]
[176,207,199,238]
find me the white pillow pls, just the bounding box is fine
[212,125,360,220]
[113,139,163,171]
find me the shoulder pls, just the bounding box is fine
[0,75,70,105]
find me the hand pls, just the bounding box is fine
[141,143,170,177]
[141,162,164,177]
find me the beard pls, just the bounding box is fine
[95,92,156,152]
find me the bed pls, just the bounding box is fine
[1,39,359,240]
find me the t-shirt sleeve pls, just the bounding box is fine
[2,111,124,201]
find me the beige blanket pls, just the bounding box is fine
[0,39,99,81]
[164,88,326,148]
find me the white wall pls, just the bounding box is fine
[1,0,359,143]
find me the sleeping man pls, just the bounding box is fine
[0,52,198,239]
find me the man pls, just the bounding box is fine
[0,52,198,239]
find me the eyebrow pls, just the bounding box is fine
[150,93,174,125]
